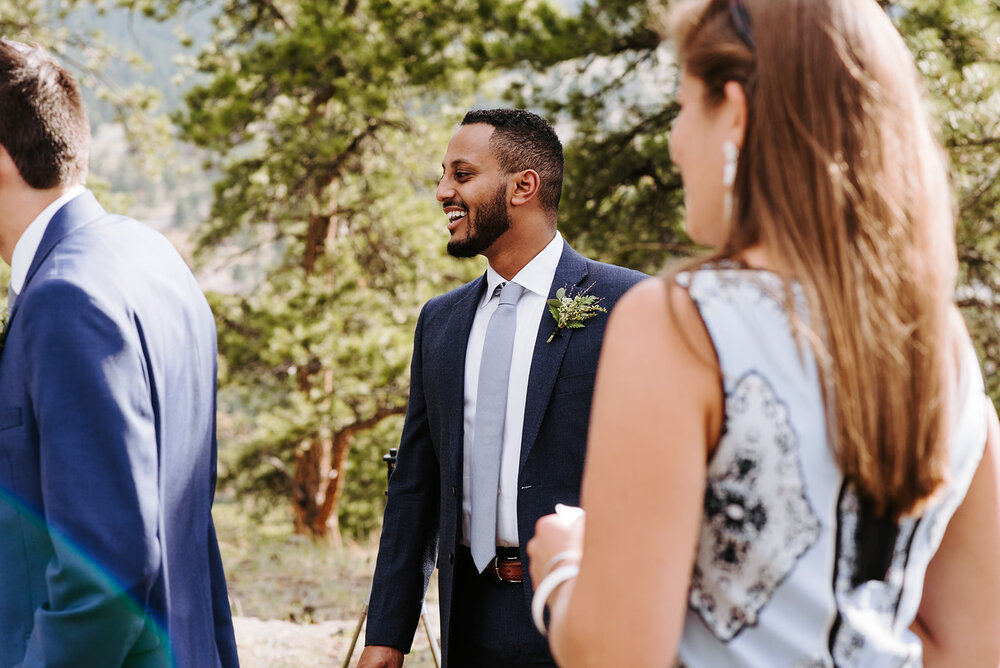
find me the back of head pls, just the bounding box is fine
[461,108,564,217]
[0,41,89,189]
[666,0,956,519]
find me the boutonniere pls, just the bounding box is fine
[0,306,7,353]
[546,284,607,343]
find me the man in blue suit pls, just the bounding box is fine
[0,41,239,667]
[358,109,645,667]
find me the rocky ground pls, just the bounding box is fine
[232,602,441,667]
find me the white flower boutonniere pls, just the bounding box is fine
[546,284,607,343]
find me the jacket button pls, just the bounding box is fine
[448,552,454,565]
[451,485,457,497]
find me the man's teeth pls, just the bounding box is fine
[447,210,467,222]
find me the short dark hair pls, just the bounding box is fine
[461,108,564,214]
[0,41,89,189]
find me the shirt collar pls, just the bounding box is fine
[10,185,86,294]
[481,232,564,308]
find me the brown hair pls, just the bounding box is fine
[0,41,89,189]
[664,0,956,519]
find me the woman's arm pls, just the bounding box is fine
[529,277,723,667]
[912,396,1000,667]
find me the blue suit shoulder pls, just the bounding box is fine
[580,256,648,298]
[418,274,484,323]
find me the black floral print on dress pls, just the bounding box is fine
[690,371,821,641]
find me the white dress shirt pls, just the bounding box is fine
[462,232,564,548]
[9,185,86,295]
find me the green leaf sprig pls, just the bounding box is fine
[546,284,607,343]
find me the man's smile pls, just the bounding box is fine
[444,205,468,231]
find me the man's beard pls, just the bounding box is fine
[447,183,511,258]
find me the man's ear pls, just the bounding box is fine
[0,145,30,193]
[0,145,18,185]
[510,169,541,207]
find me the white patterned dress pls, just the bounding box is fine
[673,267,988,668]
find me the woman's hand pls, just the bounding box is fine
[527,505,585,584]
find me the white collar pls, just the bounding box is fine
[481,232,564,308]
[10,185,86,293]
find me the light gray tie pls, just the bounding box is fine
[471,281,525,572]
[6,285,16,310]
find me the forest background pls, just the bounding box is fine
[1,0,999,664]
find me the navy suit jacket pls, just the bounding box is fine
[365,242,645,665]
[0,192,239,667]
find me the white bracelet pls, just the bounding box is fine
[542,550,581,577]
[531,563,580,636]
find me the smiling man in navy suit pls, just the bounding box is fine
[358,109,645,667]
[0,41,238,667]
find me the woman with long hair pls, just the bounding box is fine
[526,0,1000,665]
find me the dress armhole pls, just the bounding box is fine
[664,269,727,460]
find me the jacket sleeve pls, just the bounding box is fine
[207,414,240,668]
[365,306,442,652]
[17,281,161,667]
[209,517,240,667]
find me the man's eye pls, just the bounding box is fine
[455,172,471,180]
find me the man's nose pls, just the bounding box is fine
[436,178,454,202]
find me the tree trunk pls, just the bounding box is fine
[291,434,341,543]
[289,200,406,541]
[288,402,407,541]
[288,208,340,541]
[322,430,353,540]
[303,213,330,273]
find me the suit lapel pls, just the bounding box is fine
[6,190,105,326]
[519,243,590,470]
[443,274,487,477]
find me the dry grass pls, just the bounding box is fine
[214,499,440,667]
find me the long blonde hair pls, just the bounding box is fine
[666,0,957,519]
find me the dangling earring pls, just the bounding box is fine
[722,140,739,222]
